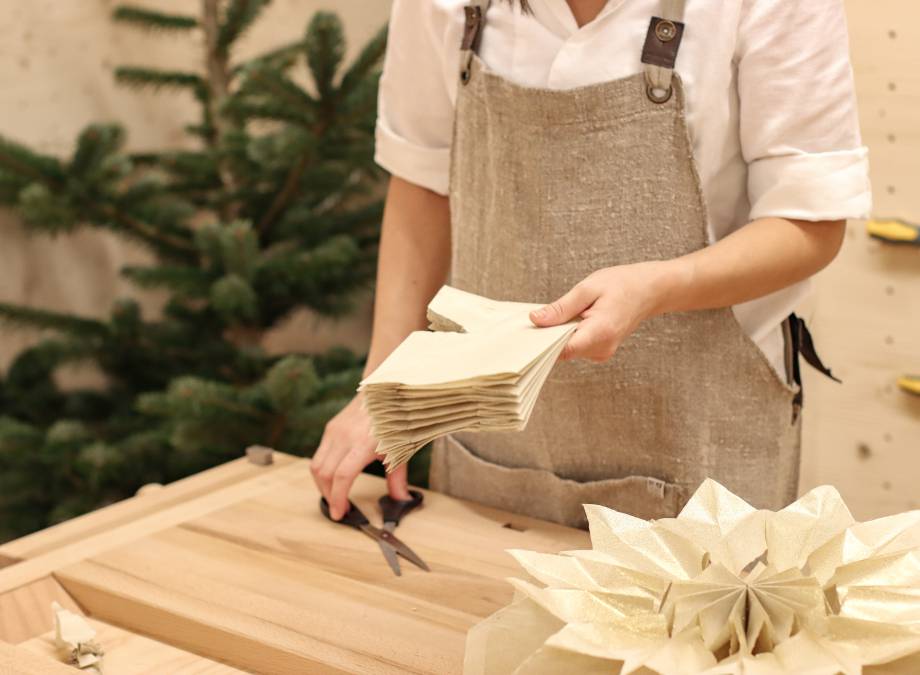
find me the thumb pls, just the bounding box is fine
[530,284,593,327]
[386,463,411,501]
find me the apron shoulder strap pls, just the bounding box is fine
[641,0,687,103]
[460,0,491,84]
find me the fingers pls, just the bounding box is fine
[386,464,411,501]
[560,317,621,362]
[310,432,341,504]
[310,395,378,520]
[328,448,374,520]
[530,283,595,327]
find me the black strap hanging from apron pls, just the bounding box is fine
[788,313,840,414]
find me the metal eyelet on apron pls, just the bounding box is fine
[655,19,678,42]
[647,84,673,104]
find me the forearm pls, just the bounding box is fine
[364,176,451,376]
[650,217,846,317]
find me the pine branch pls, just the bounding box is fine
[229,67,316,121]
[89,201,197,257]
[0,135,65,188]
[305,12,345,100]
[219,100,311,127]
[276,200,382,245]
[217,0,271,55]
[114,67,205,94]
[125,194,196,233]
[263,356,319,411]
[153,151,221,189]
[255,116,333,235]
[5,339,98,386]
[0,303,108,337]
[254,235,367,317]
[70,124,126,176]
[112,5,198,31]
[120,265,213,295]
[202,0,242,219]
[6,128,198,255]
[139,376,267,420]
[234,38,305,75]
[255,149,312,234]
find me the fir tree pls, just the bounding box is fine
[0,1,389,541]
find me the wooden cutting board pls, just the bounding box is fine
[0,453,587,674]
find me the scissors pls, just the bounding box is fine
[320,490,430,576]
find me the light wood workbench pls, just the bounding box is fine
[0,453,587,674]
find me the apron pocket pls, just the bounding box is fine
[431,434,689,529]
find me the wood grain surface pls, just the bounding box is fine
[0,454,587,674]
[20,617,245,675]
[0,577,82,644]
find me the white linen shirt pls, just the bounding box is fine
[374,0,872,376]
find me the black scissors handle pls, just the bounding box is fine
[378,489,424,527]
[320,497,369,527]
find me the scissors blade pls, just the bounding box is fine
[377,540,402,576]
[358,524,403,576]
[378,529,430,572]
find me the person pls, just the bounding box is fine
[311,0,870,527]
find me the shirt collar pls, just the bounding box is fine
[527,0,629,38]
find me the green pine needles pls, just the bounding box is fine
[0,1,388,540]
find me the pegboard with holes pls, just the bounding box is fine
[799,1,920,518]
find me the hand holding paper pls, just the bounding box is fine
[359,286,577,470]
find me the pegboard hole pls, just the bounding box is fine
[887,185,896,195]
[885,285,895,296]
[887,133,897,143]
[888,82,898,92]
[885,335,895,345]
[889,29,897,39]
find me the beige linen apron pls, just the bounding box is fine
[430,0,802,528]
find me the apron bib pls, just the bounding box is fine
[430,0,802,528]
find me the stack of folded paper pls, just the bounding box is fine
[359,286,576,469]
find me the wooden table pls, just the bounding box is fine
[0,453,587,674]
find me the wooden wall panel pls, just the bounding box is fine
[799,1,920,518]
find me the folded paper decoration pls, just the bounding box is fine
[465,479,920,675]
[359,286,576,469]
[52,602,104,672]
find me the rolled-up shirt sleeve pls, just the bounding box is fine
[737,0,871,222]
[375,0,456,195]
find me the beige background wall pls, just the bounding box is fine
[1,1,917,519]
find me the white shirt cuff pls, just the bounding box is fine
[747,147,872,222]
[374,120,451,195]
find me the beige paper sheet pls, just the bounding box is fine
[359,286,576,469]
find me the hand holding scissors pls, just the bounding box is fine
[320,489,429,576]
